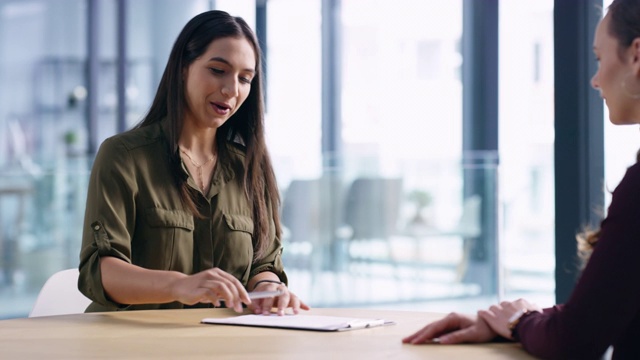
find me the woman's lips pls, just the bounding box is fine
[211,102,231,115]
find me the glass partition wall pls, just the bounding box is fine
[0,0,556,319]
[280,155,498,308]
[499,0,555,307]
[0,0,215,318]
[0,0,92,318]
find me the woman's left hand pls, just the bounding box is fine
[248,281,310,316]
[402,311,497,345]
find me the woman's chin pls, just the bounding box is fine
[608,116,640,125]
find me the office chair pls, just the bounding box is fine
[281,179,322,270]
[281,177,346,301]
[342,177,403,270]
[29,268,91,317]
[403,194,482,280]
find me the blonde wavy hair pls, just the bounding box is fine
[575,226,601,269]
[576,148,640,268]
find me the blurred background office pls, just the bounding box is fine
[0,0,632,319]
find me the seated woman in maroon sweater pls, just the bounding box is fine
[403,0,640,358]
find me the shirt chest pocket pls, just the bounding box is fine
[217,213,254,278]
[137,208,195,271]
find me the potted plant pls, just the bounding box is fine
[407,189,433,227]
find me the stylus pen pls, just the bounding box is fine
[248,289,284,300]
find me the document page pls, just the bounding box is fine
[202,314,395,332]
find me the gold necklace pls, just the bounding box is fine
[179,147,216,192]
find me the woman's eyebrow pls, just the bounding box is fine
[208,56,255,73]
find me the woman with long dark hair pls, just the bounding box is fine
[78,10,308,316]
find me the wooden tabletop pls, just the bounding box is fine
[0,308,536,359]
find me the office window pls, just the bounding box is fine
[339,0,478,308]
[0,0,213,319]
[268,0,500,309]
[499,0,555,306]
[0,0,570,318]
[125,0,211,129]
[265,0,322,185]
[0,0,89,318]
[215,0,256,26]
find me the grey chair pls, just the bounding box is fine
[341,177,403,270]
[281,177,345,301]
[280,179,322,270]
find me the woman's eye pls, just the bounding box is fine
[239,76,252,84]
[209,68,224,75]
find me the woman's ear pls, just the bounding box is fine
[631,38,640,75]
[182,66,188,82]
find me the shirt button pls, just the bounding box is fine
[94,225,100,230]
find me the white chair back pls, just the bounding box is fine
[29,268,91,317]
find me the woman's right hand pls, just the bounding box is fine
[170,268,250,312]
[402,312,497,345]
[477,299,542,340]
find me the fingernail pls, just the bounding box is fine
[439,336,450,344]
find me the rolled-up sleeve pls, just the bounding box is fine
[250,237,287,285]
[78,137,138,310]
[249,200,288,285]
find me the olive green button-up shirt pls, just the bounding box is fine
[78,119,286,312]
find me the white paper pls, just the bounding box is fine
[201,314,394,332]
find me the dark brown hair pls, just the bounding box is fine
[135,10,280,260]
[608,0,640,60]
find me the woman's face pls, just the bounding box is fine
[591,14,640,125]
[183,36,256,130]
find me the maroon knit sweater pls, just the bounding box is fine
[516,162,640,359]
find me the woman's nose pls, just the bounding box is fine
[221,79,239,97]
[590,72,599,90]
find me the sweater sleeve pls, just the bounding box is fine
[515,163,640,359]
